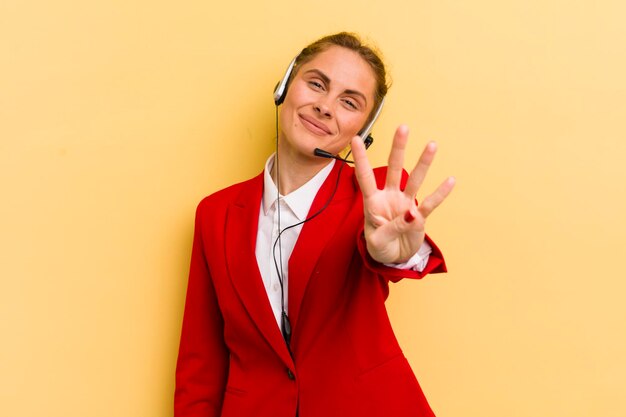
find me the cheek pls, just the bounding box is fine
[280,92,306,125]
[340,113,368,136]
[278,99,297,128]
[285,82,311,107]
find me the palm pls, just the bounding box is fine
[351,125,455,264]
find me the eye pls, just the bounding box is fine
[342,98,359,110]
[308,80,325,91]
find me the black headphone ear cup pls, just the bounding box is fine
[273,82,285,105]
[273,57,298,106]
[274,91,286,106]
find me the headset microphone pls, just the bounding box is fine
[313,129,375,163]
[313,148,339,159]
[313,148,353,163]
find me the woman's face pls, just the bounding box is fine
[279,45,377,161]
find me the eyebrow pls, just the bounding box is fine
[303,69,368,105]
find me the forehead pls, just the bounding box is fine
[299,46,377,100]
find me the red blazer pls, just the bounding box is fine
[175,162,446,417]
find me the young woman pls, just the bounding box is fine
[175,32,455,417]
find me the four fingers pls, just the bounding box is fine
[353,124,455,263]
[352,124,455,218]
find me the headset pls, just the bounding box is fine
[273,56,384,151]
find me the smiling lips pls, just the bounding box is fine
[299,114,332,136]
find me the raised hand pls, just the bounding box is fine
[351,125,455,264]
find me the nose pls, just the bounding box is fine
[313,98,333,118]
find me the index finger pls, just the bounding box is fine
[351,136,378,198]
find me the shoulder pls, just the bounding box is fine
[196,171,264,215]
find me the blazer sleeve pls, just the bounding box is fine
[175,202,229,417]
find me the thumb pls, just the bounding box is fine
[403,208,417,225]
[370,207,423,264]
[386,207,421,236]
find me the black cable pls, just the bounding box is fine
[273,105,291,350]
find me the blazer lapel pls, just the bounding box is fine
[287,163,358,336]
[224,172,294,367]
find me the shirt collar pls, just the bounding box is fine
[262,154,335,221]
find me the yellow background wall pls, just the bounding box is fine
[2,0,625,416]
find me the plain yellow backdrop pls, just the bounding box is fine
[2,0,625,416]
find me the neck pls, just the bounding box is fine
[272,146,333,196]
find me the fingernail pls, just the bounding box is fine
[404,210,415,223]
